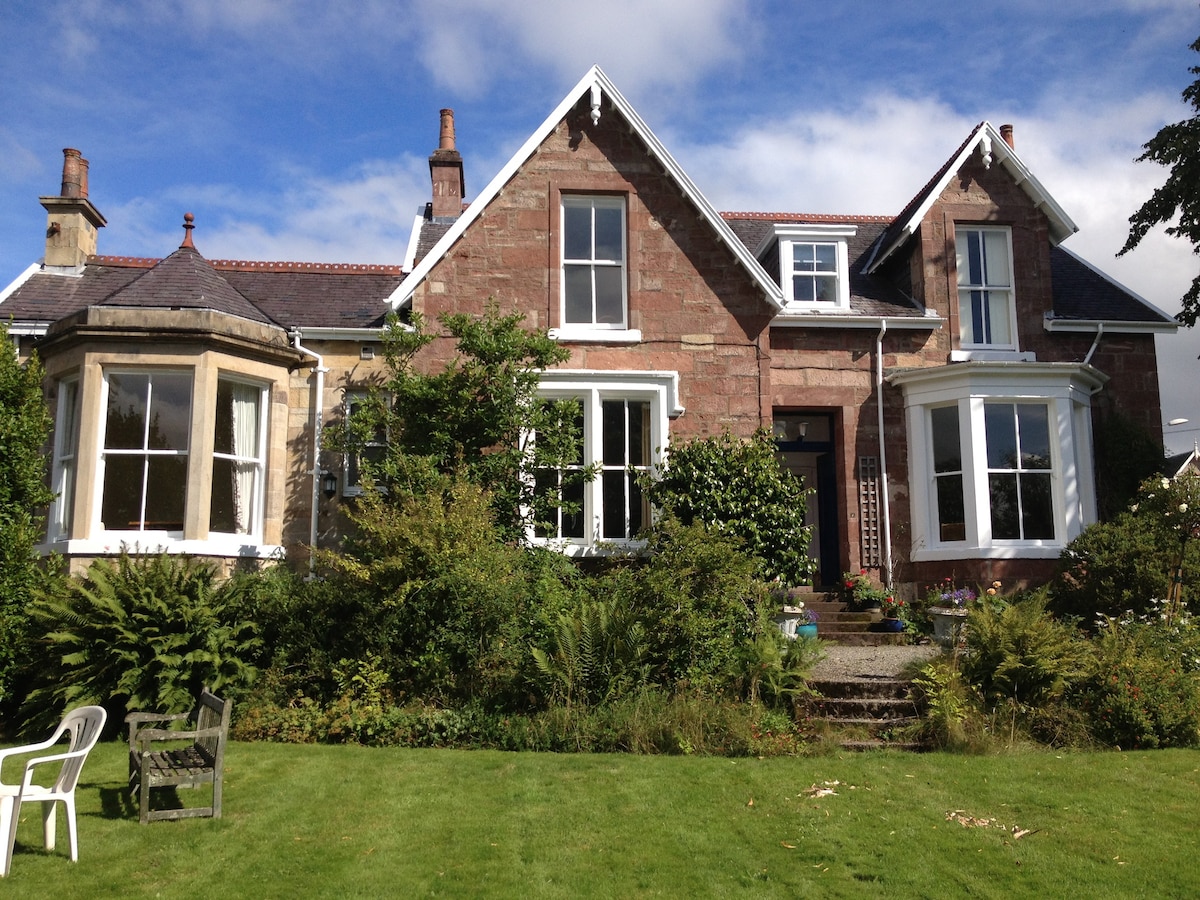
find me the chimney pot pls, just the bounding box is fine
[61,148,85,198]
[1000,124,1014,149]
[439,109,456,151]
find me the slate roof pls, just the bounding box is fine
[722,213,925,317]
[2,254,404,332]
[1047,246,1177,325]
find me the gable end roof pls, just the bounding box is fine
[387,66,785,313]
[866,121,1078,274]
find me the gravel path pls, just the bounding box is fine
[809,643,943,681]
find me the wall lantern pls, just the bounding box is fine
[321,470,338,499]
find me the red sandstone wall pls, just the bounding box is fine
[408,96,776,440]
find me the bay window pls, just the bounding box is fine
[893,363,1102,561]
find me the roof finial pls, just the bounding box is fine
[180,212,195,249]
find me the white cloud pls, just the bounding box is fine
[406,0,751,96]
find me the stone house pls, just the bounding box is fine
[0,67,1177,594]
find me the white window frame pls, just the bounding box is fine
[528,370,680,555]
[341,391,389,497]
[48,376,81,543]
[559,195,628,334]
[955,225,1018,353]
[759,224,854,311]
[893,363,1101,561]
[95,368,193,540]
[209,375,268,540]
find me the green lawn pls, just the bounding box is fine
[2,741,1198,898]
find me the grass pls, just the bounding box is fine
[2,741,1199,897]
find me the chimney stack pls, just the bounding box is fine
[429,109,465,220]
[1000,124,1014,150]
[40,148,106,268]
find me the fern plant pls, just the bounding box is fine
[960,590,1090,708]
[23,552,260,731]
[531,598,650,708]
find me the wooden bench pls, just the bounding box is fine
[126,688,231,824]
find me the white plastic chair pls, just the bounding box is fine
[0,705,107,877]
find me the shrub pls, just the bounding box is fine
[908,661,973,751]
[960,590,1090,708]
[311,476,587,708]
[22,552,260,732]
[0,324,56,719]
[1052,473,1200,624]
[1074,614,1200,749]
[640,430,816,586]
[601,516,770,695]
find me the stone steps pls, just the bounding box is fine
[780,592,907,647]
[805,674,926,752]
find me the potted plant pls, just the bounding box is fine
[840,570,888,613]
[795,603,819,639]
[773,600,819,639]
[879,594,906,632]
[926,578,981,645]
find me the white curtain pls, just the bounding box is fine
[230,382,260,534]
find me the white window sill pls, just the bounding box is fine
[910,544,1063,562]
[951,349,1036,362]
[530,538,648,557]
[549,328,642,344]
[42,537,283,559]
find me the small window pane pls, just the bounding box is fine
[983,229,1011,284]
[594,205,623,260]
[628,401,650,466]
[1018,404,1051,469]
[1020,473,1055,538]
[814,243,837,272]
[594,267,624,323]
[101,456,144,530]
[985,404,1017,469]
[793,275,816,303]
[814,274,837,302]
[936,473,965,542]
[602,400,624,465]
[564,268,592,323]
[931,406,961,473]
[562,476,585,538]
[989,473,1020,539]
[602,470,626,539]
[149,373,192,450]
[564,204,591,259]
[104,373,149,450]
[146,456,187,531]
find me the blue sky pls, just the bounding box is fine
[2,0,1198,451]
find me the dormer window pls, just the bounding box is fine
[956,226,1016,349]
[759,224,854,311]
[791,242,839,303]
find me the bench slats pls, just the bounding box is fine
[126,688,230,824]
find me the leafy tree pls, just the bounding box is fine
[1120,33,1200,325]
[331,306,587,539]
[640,430,816,586]
[0,323,56,715]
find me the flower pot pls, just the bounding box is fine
[881,616,904,633]
[929,606,969,645]
[795,623,818,639]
